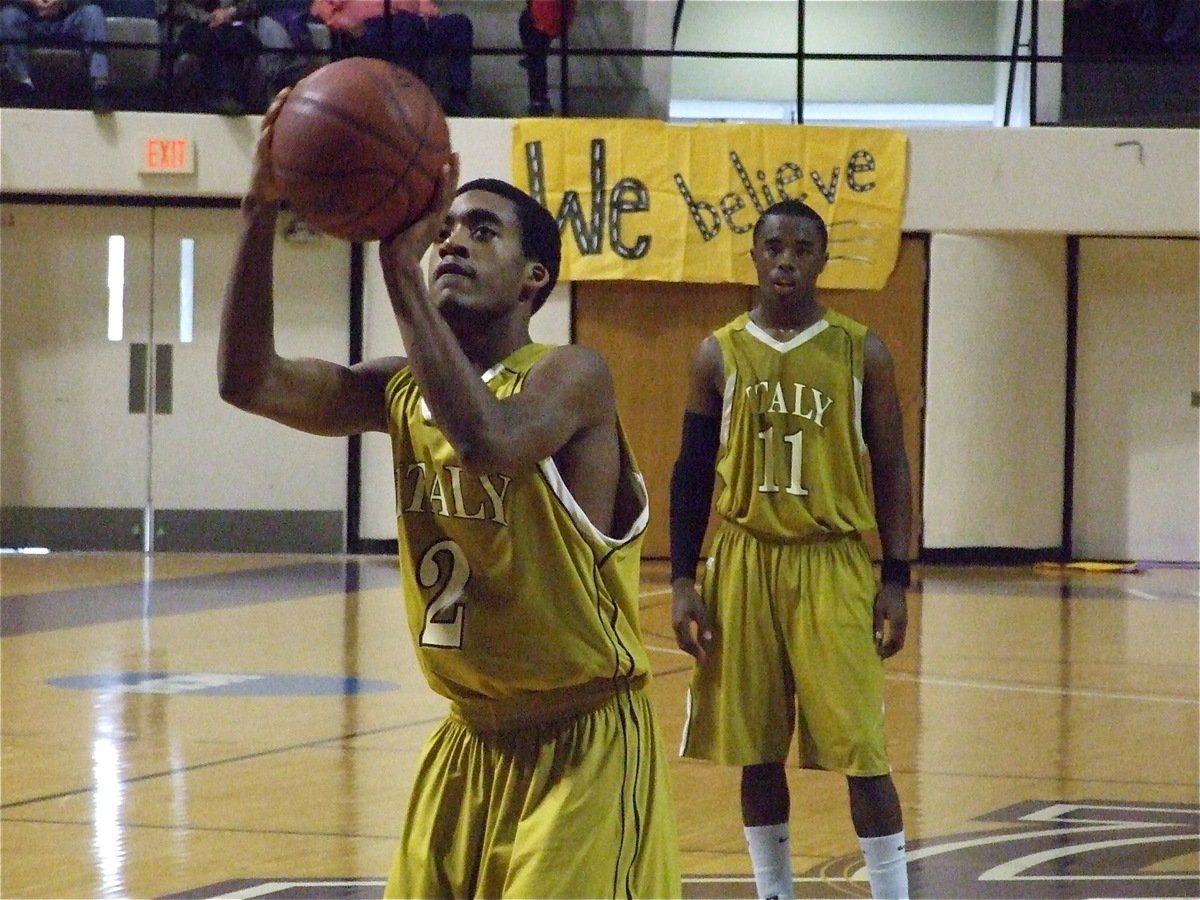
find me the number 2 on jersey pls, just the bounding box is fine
[418,539,469,648]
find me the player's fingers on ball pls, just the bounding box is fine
[434,162,458,209]
[263,87,290,126]
[254,121,273,159]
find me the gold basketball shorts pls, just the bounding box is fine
[385,685,681,898]
[679,524,891,776]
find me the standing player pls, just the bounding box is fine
[218,97,680,898]
[669,199,912,899]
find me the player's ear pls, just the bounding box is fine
[524,261,550,296]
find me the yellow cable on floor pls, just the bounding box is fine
[1033,560,1140,574]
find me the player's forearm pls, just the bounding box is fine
[872,449,912,562]
[392,279,508,469]
[218,203,280,407]
[669,412,719,582]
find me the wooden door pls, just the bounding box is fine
[1073,237,1199,562]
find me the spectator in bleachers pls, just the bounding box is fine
[518,0,574,116]
[0,0,112,112]
[309,0,473,115]
[256,0,320,96]
[156,0,264,115]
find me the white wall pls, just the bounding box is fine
[904,127,1199,235]
[5,113,1195,235]
[2,111,1197,556]
[924,234,1068,549]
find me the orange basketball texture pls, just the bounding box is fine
[269,58,451,242]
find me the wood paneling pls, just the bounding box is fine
[575,280,751,558]
[576,237,926,558]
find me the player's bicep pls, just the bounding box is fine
[491,346,616,470]
[251,355,401,436]
[862,333,905,455]
[685,336,724,418]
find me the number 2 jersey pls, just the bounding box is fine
[711,309,878,541]
[384,342,654,731]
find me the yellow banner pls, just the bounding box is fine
[511,119,908,290]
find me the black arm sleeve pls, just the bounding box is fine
[669,411,720,582]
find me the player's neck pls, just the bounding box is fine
[456,321,532,373]
[751,294,824,335]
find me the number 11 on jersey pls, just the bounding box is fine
[757,426,809,496]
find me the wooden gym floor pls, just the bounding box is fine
[1,553,1197,899]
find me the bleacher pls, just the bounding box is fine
[1,0,665,117]
[5,0,1196,123]
[6,0,332,113]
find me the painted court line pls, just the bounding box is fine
[643,650,1196,704]
[887,671,1194,705]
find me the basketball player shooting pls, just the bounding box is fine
[217,94,681,898]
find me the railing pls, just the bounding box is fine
[1,0,1196,126]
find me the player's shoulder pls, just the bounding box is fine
[822,307,870,336]
[533,342,610,375]
[528,342,615,393]
[714,310,752,339]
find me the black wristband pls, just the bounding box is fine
[881,557,911,588]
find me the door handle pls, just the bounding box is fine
[129,342,148,414]
[155,343,173,414]
[128,343,174,414]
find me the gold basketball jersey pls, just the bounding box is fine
[712,309,877,541]
[385,343,652,730]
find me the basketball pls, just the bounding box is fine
[269,57,452,243]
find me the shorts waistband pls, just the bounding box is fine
[717,520,862,546]
[450,674,648,734]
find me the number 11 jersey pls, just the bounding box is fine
[712,309,878,542]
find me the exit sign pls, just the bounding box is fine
[140,137,194,174]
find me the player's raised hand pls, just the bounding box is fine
[378,153,460,319]
[381,152,460,262]
[245,88,290,208]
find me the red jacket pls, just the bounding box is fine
[528,0,575,37]
[309,0,439,31]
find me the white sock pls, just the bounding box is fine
[858,831,909,899]
[744,822,794,900]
